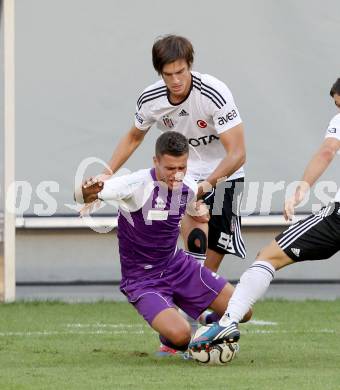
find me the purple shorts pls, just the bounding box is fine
[120,250,227,325]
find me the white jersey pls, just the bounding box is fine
[98,168,197,212]
[324,113,340,201]
[134,71,244,181]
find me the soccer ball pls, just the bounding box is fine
[189,326,239,365]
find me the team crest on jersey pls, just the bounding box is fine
[197,120,207,128]
[155,197,166,209]
[162,115,175,129]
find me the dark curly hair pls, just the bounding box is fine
[155,131,189,157]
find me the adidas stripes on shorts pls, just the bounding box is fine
[275,202,340,262]
[202,178,246,259]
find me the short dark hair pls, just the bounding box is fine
[330,78,340,97]
[152,35,194,75]
[155,131,189,157]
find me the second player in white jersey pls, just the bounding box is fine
[190,77,340,352]
[325,112,340,201]
[135,71,244,181]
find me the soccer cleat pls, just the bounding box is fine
[189,321,240,351]
[155,343,180,357]
[155,344,193,360]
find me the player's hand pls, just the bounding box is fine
[82,174,111,188]
[82,177,104,203]
[283,182,309,221]
[284,195,297,222]
[188,200,210,223]
[74,177,104,204]
[197,180,213,199]
[75,178,104,217]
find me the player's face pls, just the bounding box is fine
[333,93,340,110]
[161,59,192,101]
[154,153,188,190]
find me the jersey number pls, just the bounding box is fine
[217,233,236,253]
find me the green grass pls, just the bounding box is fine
[0,300,339,390]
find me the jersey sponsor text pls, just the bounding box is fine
[218,110,238,126]
[189,134,219,147]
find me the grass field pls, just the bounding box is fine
[0,300,339,390]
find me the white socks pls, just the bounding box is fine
[219,260,275,325]
[184,250,206,265]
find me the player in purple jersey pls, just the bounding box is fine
[77,132,252,353]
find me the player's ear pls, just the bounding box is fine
[153,155,158,166]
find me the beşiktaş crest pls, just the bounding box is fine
[162,115,175,128]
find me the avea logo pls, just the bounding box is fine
[188,134,219,147]
[217,110,238,125]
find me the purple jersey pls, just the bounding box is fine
[98,168,197,279]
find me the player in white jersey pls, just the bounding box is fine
[190,78,340,350]
[103,35,246,272]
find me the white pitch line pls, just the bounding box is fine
[0,328,337,337]
[65,320,278,329]
[248,320,278,326]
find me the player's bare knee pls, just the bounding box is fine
[178,330,191,346]
[168,327,191,346]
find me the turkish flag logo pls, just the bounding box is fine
[197,120,207,128]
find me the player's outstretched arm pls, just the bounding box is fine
[103,125,148,175]
[284,137,340,221]
[198,123,245,197]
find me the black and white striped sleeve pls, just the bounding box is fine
[134,84,167,131]
[202,75,242,134]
